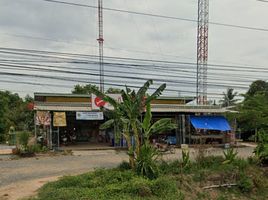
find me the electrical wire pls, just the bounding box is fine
[39,0,268,32]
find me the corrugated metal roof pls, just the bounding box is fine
[34,102,92,111]
[34,102,234,113]
[34,93,194,100]
[34,105,92,111]
[151,104,227,113]
[34,93,91,98]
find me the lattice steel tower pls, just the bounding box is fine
[196,0,209,104]
[97,0,104,92]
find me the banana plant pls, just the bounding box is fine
[89,80,168,169]
[142,103,177,144]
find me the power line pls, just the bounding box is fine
[1,47,268,72]
[0,63,250,90]
[0,60,264,86]
[0,48,266,83]
[40,0,268,32]
[0,75,225,98]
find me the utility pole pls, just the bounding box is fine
[97,0,104,92]
[196,0,209,105]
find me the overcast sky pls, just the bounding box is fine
[0,0,267,100]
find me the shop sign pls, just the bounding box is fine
[35,111,51,126]
[53,112,67,127]
[76,112,104,120]
[91,94,122,110]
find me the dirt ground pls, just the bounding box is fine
[0,146,255,200]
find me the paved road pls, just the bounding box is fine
[0,150,128,188]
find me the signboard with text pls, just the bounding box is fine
[76,112,104,120]
[53,112,67,127]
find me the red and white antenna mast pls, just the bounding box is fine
[97,0,104,92]
[196,0,209,105]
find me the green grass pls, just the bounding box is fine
[32,156,268,200]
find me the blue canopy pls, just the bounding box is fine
[190,116,231,131]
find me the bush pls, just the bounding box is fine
[223,148,238,164]
[254,130,268,164]
[135,144,159,179]
[17,131,30,151]
[181,149,190,169]
[196,155,224,169]
[237,173,254,193]
[151,177,184,199]
[158,160,181,175]
[28,144,42,153]
[232,158,249,171]
[118,161,131,171]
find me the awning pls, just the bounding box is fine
[190,116,231,131]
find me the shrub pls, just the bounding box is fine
[196,155,224,169]
[254,130,268,164]
[181,149,190,169]
[223,148,238,164]
[247,156,260,165]
[232,158,249,171]
[118,161,131,171]
[158,160,181,174]
[135,144,159,179]
[125,177,153,197]
[17,131,30,151]
[28,144,43,153]
[237,173,254,193]
[151,177,184,199]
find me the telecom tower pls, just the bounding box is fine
[196,0,209,105]
[97,0,104,92]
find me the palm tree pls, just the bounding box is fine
[220,88,238,107]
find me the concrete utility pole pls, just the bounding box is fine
[196,0,209,105]
[97,0,104,92]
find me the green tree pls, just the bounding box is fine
[220,88,238,107]
[0,91,34,142]
[246,80,268,98]
[106,87,121,94]
[72,84,98,94]
[72,84,121,94]
[238,80,268,138]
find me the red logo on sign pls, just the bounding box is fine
[94,97,106,107]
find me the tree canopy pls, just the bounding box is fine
[72,84,121,94]
[220,88,238,107]
[238,80,268,133]
[0,91,34,142]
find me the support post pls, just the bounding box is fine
[182,114,186,144]
[57,127,60,149]
[34,112,37,139]
[175,115,181,147]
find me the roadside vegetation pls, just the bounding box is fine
[31,152,268,200]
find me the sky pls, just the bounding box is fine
[0,0,267,100]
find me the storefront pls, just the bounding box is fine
[34,93,234,149]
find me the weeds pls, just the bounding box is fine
[237,173,254,193]
[181,149,190,169]
[223,148,238,164]
[135,144,159,179]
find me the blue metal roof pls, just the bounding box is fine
[190,116,231,131]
